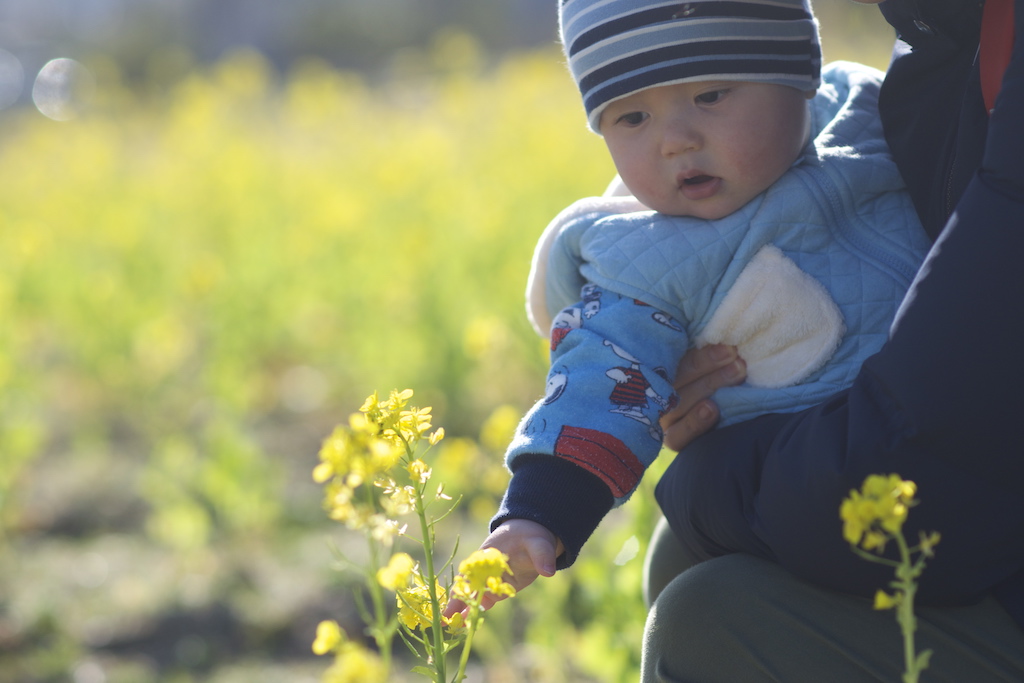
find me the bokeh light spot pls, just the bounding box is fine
[32,57,95,121]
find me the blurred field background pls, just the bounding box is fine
[0,2,895,681]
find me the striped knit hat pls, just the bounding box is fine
[560,0,822,131]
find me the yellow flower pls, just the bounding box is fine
[873,590,902,611]
[840,474,918,552]
[863,474,916,503]
[381,388,414,412]
[312,619,344,655]
[357,389,440,452]
[368,514,403,546]
[397,405,433,441]
[312,460,334,484]
[458,548,512,591]
[348,410,378,437]
[861,530,889,552]
[359,391,382,417]
[376,552,415,591]
[396,578,445,631]
[486,575,517,598]
[839,496,866,546]
[452,547,515,601]
[315,426,353,482]
[428,427,445,446]
[920,531,942,557]
[360,389,412,430]
[367,435,403,474]
[407,459,431,484]
[445,610,467,635]
[322,642,387,683]
[380,482,416,517]
[323,482,359,525]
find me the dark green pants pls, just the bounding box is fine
[641,517,1024,682]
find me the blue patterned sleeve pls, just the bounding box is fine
[506,283,690,506]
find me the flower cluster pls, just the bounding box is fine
[841,474,940,683]
[312,389,510,683]
[312,389,444,546]
[451,547,516,603]
[840,474,918,553]
[396,575,448,632]
[312,620,387,683]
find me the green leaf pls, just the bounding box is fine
[412,664,437,679]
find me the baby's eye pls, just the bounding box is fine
[695,89,728,104]
[616,111,648,126]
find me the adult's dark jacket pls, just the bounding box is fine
[654,0,1024,632]
[493,0,1024,634]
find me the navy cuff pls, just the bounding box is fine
[491,455,614,569]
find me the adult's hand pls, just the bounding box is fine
[660,344,746,452]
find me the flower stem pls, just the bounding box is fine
[895,532,919,683]
[414,475,446,682]
[454,603,480,682]
[365,531,393,672]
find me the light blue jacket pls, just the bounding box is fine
[507,62,932,505]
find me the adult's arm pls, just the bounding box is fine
[658,1,1024,611]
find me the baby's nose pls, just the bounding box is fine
[660,118,701,155]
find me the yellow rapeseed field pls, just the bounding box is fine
[0,13,897,679]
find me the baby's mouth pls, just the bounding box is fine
[677,172,722,201]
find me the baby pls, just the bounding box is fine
[453,0,932,608]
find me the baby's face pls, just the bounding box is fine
[599,81,812,219]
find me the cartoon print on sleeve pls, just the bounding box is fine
[581,284,602,319]
[544,366,569,405]
[652,310,683,332]
[603,341,670,441]
[550,307,582,351]
[553,425,643,498]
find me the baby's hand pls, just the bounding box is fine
[443,519,564,617]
